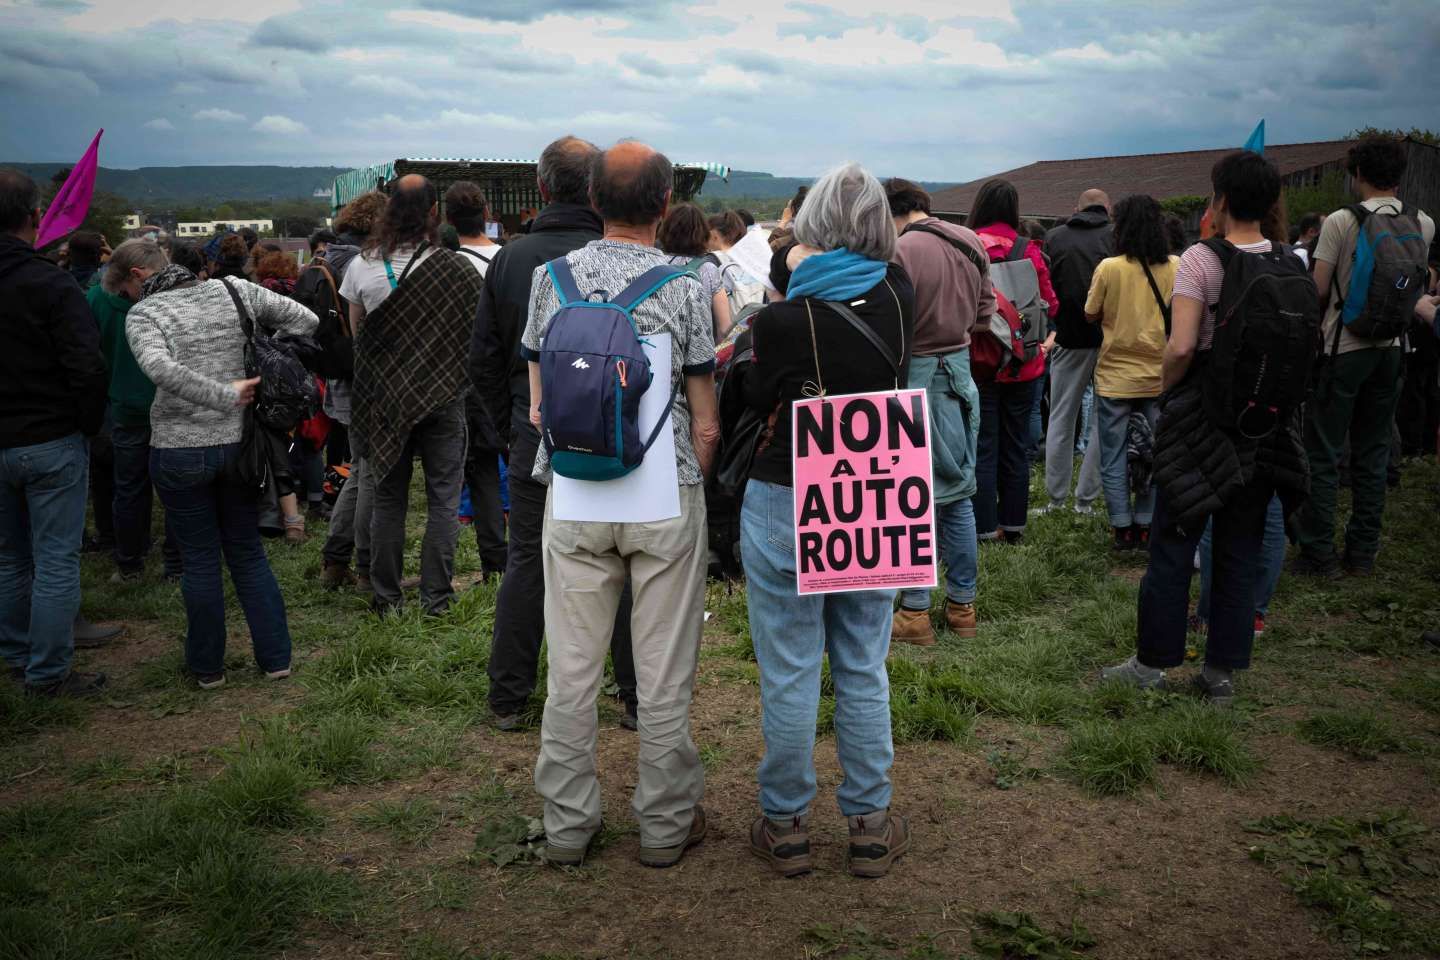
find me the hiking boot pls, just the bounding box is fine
[542,839,591,868]
[1191,669,1235,707]
[73,616,124,649]
[355,573,373,594]
[284,517,307,546]
[847,810,911,878]
[400,575,422,590]
[1134,525,1151,551]
[890,608,935,646]
[1112,526,1134,552]
[749,814,812,877]
[1253,613,1266,638]
[1422,630,1440,650]
[320,562,357,591]
[1001,530,1024,545]
[944,601,977,639]
[1289,552,1341,580]
[25,670,108,698]
[82,534,114,554]
[1342,553,1375,578]
[193,671,226,690]
[620,701,638,731]
[639,805,706,868]
[491,709,524,732]
[307,502,332,523]
[1099,655,1167,691]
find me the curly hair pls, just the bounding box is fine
[656,202,710,257]
[1112,194,1171,265]
[334,190,388,238]
[364,177,438,259]
[253,249,299,282]
[1346,136,1408,191]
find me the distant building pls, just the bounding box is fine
[928,139,1440,227]
[122,214,142,231]
[175,219,274,238]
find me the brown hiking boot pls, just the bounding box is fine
[749,814,812,877]
[639,805,707,868]
[944,601,977,639]
[847,811,911,878]
[320,562,357,591]
[890,608,935,646]
[355,574,373,595]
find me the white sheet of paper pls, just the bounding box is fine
[552,332,681,523]
[725,229,777,292]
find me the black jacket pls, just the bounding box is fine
[744,251,916,487]
[1151,375,1308,536]
[0,234,108,448]
[1044,207,1114,349]
[468,202,603,470]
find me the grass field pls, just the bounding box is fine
[3,462,1439,960]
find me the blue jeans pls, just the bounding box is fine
[1096,396,1159,528]
[740,479,894,819]
[1137,482,1272,671]
[900,496,977,609]
[0,433,88,686]
[1076,382,1094,453]
[1197,495,1285,620]
[151,444,291,675]
[976,378,1041,537]
[111,423,180,576]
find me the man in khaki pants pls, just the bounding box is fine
[521,141,721,869]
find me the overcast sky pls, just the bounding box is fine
[1,0,1436,182]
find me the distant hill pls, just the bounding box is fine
[700,169,956,199]
[3,164,348,205]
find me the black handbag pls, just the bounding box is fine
[220,281,273,496]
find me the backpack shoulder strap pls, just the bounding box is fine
[1346,203,1371,227]
[1005,236,1029,262]
[612,265,690,314]
[902,222,990,276]
[821,299,901,378]
[1199,237,1238,270]
[220,277,254,340]
[545,257,585,307]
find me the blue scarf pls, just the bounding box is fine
[785,247,887,301]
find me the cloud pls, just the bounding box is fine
[143,118,176,131]
[348,75,438,101]
[252,114,308,135]
[171,81,204,96]
[414,0,663,24]
[250,16,330,52]
[193,108,245,123]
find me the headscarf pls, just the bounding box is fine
[140,263,197,299]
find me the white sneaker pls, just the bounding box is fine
[265,667,292,681]
[1074,502,1095,516]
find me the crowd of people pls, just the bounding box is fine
[1,133,1437,878]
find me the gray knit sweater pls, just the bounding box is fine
[126,279,318,449]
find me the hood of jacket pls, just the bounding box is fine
[529,202,603,236]
[1065,207,1111,231]
[0,233,49,283]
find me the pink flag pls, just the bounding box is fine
[35,129,103,250]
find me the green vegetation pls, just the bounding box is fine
[1285,170,1352,222]
[1298,709,1403,759]
[970,911,1097,960]
[1246,812,1440,955]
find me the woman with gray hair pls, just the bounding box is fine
[87,239,181,582]
[736,162,916,879]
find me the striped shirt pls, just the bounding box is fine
[1172,239,1273,351]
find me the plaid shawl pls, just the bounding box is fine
[352,249,482,479]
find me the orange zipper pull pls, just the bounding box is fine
[616,360,628,387]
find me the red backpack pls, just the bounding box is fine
[970,290,1028,383]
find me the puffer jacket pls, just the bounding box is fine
[1151,376,1308,536]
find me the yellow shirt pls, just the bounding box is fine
[1085,255,1179,398]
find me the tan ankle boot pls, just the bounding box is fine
[944,601,977,639]
[890,608,935,646]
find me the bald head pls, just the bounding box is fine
[1077,189,1110,214]
[370,173,438,254]
[538,135,599,205]
[590,140,673,228]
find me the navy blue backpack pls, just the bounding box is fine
[539,258,691,481]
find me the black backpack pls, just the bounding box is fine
[292,256,352,380]
[1200,239,1321,439]
[221,278,322,431]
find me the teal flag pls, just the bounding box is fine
[1243,120,1265,155]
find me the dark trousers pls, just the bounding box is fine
[370,400,466,615]
[1399,327,1439,455]
[111,423,180,576]
[487,453,635,715]
[152,444,292,676]
[976,378,1041,537]
[89,419,114,541]
[1137,482,1271,671]
[465,449,508,578]
[1298,348,1402,564]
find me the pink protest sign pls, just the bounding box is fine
[791,388,937,595]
